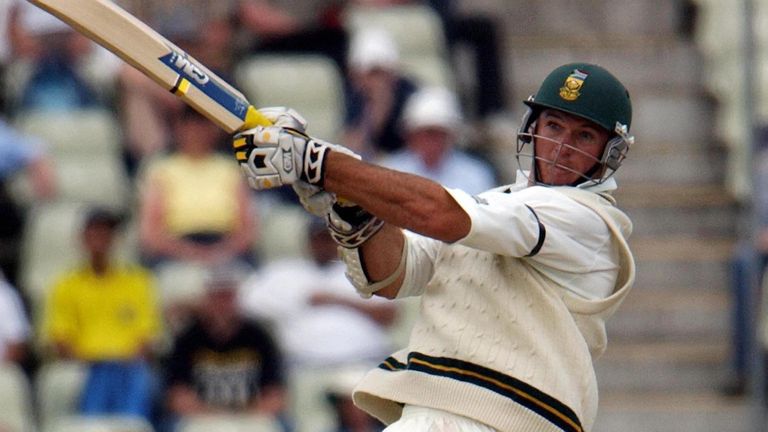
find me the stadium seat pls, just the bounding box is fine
[153,261,208,309]
[42,416,154,432]
[10,109,132,208]
[343,3,455,90]
[7,153,132,209]
[288,364,374,432]
[177,414,281,432]
[235,54,346,141]
[254,200,312,264]
[35,361,87,429]
[13,109,123,160]
[0,363,35,432]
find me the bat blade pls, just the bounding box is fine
[27,0,270,133]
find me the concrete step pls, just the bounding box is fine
[614,184,739,237]
[595,341,729,394]
[480,0,683,41]
[609,287,730,342]
[619,152,726,185]
[615,184,736,209]
[630,236,734,291]
[624,204,736,238]
[634,258,730,292]
[631,236,734,263]
[508,40,703,95]
[593,392,752,432]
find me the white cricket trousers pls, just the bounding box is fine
[383,405,499,432]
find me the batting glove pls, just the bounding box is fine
[257,106,308,131]
[326,201,385,248]
[233,126,359,189]
[292,180,335,217]
[293,181,383,248]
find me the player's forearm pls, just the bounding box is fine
[323,152,471,243]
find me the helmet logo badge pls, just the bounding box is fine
[559,69,589,101]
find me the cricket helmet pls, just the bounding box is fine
[516,63,634,186]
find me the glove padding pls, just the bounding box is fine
[326,201,385,248]
[293,183,384,248]
[257,106,308,131]
[234,125,359,189]
[292,181,334,217]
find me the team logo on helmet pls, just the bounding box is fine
[559,69,589,101]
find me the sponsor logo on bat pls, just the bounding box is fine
[158,46,249,120]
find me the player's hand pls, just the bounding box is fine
[233,126,358,189]
[258,106,308,132]
[292,181,335,217]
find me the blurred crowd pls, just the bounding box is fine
[0,1,511,431]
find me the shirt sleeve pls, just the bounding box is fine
[446,186,618,299]
[446,186,547,257]
[396,231,441,299]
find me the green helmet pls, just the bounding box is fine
[523,63,632,133]
[516,63,635,186]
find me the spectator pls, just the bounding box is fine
[239,218,396,369]
[725,129,768,396]
[345,0,509,121]
[378,86,496,194]
[5,2,119,114]
[163,266,287,425]
[137,106,257,270]
[426,0,509,119]
[342,27,419,157]
[0,271,30,365]
[41,206,162,419]
[240,0,349,76]
[0,115,56,286]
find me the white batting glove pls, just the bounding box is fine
[326,202,385,248]
[233,126,360,189]
[258,106,308,131]
[292,181,335,217]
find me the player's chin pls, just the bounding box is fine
[540,167,579,186]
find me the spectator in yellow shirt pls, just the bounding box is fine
[42,207,162,420]
[138,106,257,269]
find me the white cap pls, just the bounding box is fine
[402,86,463,132]
[348,28,400,72]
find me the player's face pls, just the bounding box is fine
[533,109,610,186]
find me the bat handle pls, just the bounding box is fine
[241,105,274,129]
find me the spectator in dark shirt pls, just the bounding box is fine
[163,265,286,424]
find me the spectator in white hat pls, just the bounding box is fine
[378,86,496,194]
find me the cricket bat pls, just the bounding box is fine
[27,0,272,133]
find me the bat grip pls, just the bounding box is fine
[242,105,274,129]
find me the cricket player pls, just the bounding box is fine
[233,63,636,432]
